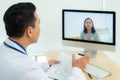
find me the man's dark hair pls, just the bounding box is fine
[3,2,36,37]
[83,17,96,34]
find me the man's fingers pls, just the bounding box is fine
[72,54,76,67]
[52,60,60,64]
[85,52,91,57]
[72,54,76,60]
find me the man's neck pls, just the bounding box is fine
[9,37,29,48]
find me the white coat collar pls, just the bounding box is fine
[4,38,27,55]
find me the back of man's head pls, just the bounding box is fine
[3,2,36,38]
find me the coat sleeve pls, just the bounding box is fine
[22,65,53,80]
[69,67,86,80]
[39,62,50,72]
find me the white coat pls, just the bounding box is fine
[0,38,86,80]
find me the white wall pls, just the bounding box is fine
[0,0,120,60]
[102,0,120,65]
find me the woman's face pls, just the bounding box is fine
[85,19,93,30]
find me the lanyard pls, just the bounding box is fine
[4,41,27,55]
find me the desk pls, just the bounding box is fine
[46,51,120,80]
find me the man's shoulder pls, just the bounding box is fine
[12,54,37,67]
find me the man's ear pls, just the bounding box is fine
[26,26,33,38]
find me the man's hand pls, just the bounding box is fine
[48,60,60,66]
[72,52,91,70]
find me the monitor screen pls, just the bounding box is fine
[62,9,116,52]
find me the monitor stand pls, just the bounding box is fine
[82,49,97,58]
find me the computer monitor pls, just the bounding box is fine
[62,9,116,58]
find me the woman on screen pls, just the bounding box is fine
[80,17,100,41]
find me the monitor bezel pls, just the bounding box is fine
[62,9,116,46]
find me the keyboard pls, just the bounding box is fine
[84,63,111,79]
[46,52,72,80]
[46,52,111,80]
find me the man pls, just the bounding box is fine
[0,2,90,80]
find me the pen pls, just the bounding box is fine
[78,53,85,56]
[88,73,92,79]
